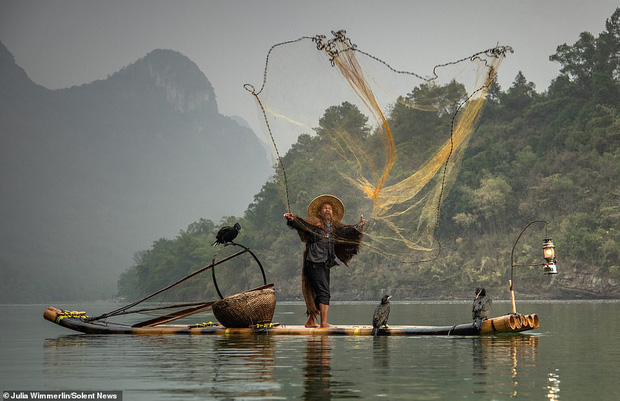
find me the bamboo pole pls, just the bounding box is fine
[509,279,517,314]
[132,302,216,327]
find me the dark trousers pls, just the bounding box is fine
[305,260,330,309]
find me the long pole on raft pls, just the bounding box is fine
[509,220,548,315]
[86,249,249,322]
[509,280,517,314]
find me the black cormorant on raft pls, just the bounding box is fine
[372,294,391,336]
[472,287,492,329]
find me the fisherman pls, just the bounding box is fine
[284,194,366,328]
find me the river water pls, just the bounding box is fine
[1,300,619,400]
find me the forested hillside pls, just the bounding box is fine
[118,9,620,302]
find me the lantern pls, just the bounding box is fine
[542,237,558,274]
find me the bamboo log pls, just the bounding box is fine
[480,313,540,334]
[44,306,59,322]
[528,314,540,329]
[526,314,535,328]
[480,314,517,334]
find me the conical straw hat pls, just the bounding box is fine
[308,194,344,221]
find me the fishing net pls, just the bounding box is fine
[246,30,512,263]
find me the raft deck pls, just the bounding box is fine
[44,306,539,336]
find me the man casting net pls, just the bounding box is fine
[246,30,512,263]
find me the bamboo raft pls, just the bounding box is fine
[43,306,539,336]
[43,245,541,336]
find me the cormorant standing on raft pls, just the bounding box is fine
[472,287,492,330]
[212,223,241,246]
[372,294,392,336]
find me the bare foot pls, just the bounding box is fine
[320,323,334,328]
[305,315,319,329]
[305,315,319,328]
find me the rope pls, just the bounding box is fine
[244,83,291,212]
[243,36,315,213]
[56,310,89,324]
[190,321,217,328]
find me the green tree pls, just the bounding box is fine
[470,174,513,235]
[316,101,370,139]
[550,8,620,107]
[498,71,538,118]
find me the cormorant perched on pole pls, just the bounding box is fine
[212,223,241,246]
[472,287,492,330]
[372,294,392,336]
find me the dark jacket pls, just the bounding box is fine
[287,216,363,266]
[287,215,364,315]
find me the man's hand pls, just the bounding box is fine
[284,212,294,221]
[357,214,367,230]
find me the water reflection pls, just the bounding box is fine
[41,330,563,399]
[372,336,390,371]
[302,336,363,399]
[44,334,88,348]
[546,370,561,400]
[44,334,120,371]
[43,334,280,398]
[303,336,332,400]
[472,335,541,397]
[209,335,278,399]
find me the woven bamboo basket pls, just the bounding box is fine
[212,288,276,328]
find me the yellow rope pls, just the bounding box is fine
[192,321,216,327]
[55,310,89,324]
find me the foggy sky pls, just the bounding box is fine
[1,0,618,134]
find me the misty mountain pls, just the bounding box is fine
[0,42,272,302]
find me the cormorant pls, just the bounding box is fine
[472,287,492,330]
[372,294,392,336]
[212,223,241,246]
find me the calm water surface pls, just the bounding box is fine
[1,300,619,400]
